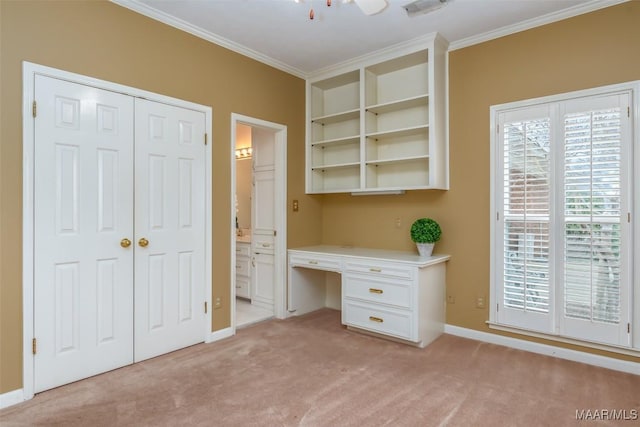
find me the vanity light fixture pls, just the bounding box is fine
[235,147,253,159]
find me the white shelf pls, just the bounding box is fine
[311,135,360,147]
[365,124,429,140]
[311,161,360,171]
[311,136,360,169]
[365,94,428,115]
[306,34,449,194]
[365,154,429,167]
[366,157,429,189]
[310,111,360,145]
[310,70,359,118]
[309,165,360,193]
[311,108,359,125]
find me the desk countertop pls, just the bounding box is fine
[289,245,450,268]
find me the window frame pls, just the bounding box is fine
[489,81,640,354]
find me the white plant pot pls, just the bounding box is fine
[416,242,434,257]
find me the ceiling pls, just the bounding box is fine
[113,0,623,78]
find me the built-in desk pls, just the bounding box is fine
[288,245,450,348]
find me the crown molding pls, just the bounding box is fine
[307,32,448,81]
[448,0,629,51]
[110,0,307,79]
[112,0,628,79]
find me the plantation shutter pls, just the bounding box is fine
[496,106,553,333]
[494,90,632,348]
[559,94,630,346]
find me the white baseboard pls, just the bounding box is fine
[0,388,25,409]
[444,324,640,375]
[206,326,234,343]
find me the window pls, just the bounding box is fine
[491,83,639,351]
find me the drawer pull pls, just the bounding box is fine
[262,243,271,248]
[369,288,383,294]
[369,268,382,273]
[369,316,384,323]
[308,260,318,265]
[236,265,242,269]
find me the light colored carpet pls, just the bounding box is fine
[1,308,638,426]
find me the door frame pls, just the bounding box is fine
[230,113,287,332]
[22,62,213,401]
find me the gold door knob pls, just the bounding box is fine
[120,238,132,248]
[138,238,149,247]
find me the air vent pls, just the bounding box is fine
[403,0,450,17]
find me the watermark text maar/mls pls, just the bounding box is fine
[576,409,638,421]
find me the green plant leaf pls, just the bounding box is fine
[410,218,441,243]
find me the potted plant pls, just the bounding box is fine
[410,218,441,257]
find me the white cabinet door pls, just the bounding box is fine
[133,99,206,362]
[252,127,275,172]
[252,252,275,309]
[252,127,276,251]
[251,127,276,311]
[252,169,275,241]
[34,76,135,392]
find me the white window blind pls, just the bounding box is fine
[492,87,634,349]
[563,108,622,325]
[503,118,551,315]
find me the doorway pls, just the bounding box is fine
[230,114,287,331]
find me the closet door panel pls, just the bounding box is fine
[34,75,135,393]
[134,99,206,362]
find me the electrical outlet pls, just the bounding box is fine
[292,199,299,212]
[214,297,222,309]
[476,295,485,309]
[447,295,456,304]
[395,217,402,228]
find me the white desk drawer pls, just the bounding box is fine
[343,275,412,309]
[344,260,413,280]
[236,243,251,257]
[289,253,341,272]
[343,301,414,341]
[236,275,250,299]
[253,237,275,254]
[235,257,250,276]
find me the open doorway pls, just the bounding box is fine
[230,114,287,332]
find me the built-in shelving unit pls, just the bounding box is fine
[305,33,449,194]
[308,70,361,193]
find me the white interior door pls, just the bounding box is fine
[34,76,134,392]
[134,99,206,361]
[251,128,276,310]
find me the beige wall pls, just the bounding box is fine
[323,1,640,362]
[0,0,322,393]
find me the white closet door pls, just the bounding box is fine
[134,99,206,361]
[34,76,134,392]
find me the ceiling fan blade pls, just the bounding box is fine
[353,0,388,15]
